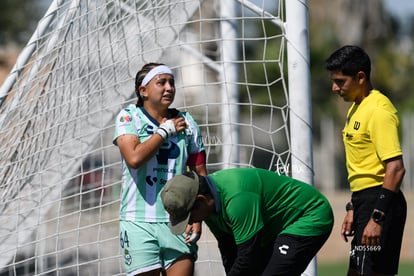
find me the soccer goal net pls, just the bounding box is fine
[0,0,312,275]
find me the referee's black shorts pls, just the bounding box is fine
[349,186,407,275]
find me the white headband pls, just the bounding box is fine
[141,65,174,86]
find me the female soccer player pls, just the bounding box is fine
[113,63,207,276]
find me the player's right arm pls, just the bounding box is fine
[116,116,187,169]
[341,201,354,242]
[225,234,263,276]
[216,233,237,272]
[116,133,164,169]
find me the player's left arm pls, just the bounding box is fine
[370,108,405,193]
[184,152,207,243]
[188,157,207,176]
[216,233,238,273]
[371,108,405,208]
[382,156,405,193]
[362,108,405,246]
[362,156,405,246]
[184,111,207,176]
[225,194,264,275]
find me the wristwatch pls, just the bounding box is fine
[371,209,385,223]
[345,201,353,212]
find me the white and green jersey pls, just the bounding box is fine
[113,104,204,222]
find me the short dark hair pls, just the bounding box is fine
[182,171,211,197]
[325,45,371,81]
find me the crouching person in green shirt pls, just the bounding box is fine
[161,168,334,276]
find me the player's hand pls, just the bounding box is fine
[172,117,187,133]
[185,222,202,243]
[156,119,177,139]
[156,117,187,139]
[341,210,354,242]
[361,219,382,246]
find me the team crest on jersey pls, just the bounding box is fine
[156,142,180,164]
[353,121,360,130]
[123,249,132,265]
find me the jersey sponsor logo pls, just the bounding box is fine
[156,142,180,165]
[146,175,157,186]
[147,124,181,186]
[146,175,168,186]
[278,244,289,255]
[152,168,177,174]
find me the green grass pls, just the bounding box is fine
[318,261,414,276]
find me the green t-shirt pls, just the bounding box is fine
[205,168,333,246]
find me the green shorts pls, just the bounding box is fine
[119,220,197,275]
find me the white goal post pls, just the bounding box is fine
[0,0,313,275]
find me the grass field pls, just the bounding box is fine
[318,261,414,276]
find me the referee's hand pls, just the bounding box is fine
[361,219,382,246]
[341,210,354,242]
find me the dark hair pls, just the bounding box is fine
[182,171,212,197]
[135,62,165,106]
[198,176,212,197]
[325,45,371,81]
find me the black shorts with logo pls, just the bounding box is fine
[349,186,407,275]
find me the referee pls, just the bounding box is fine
[325,45,407,276]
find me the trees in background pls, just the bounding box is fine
[1,0,413,113]
[310,0,414,118]
[0,0,46,46]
